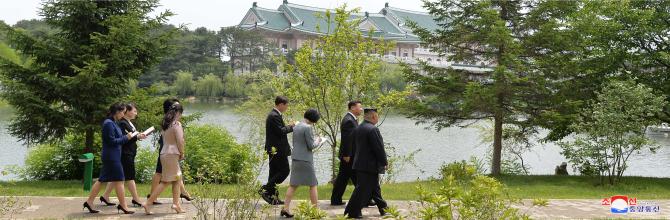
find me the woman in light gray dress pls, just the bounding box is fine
[281,109,322,218]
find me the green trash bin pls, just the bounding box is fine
[79,153,94,191]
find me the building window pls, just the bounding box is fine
[427,58,432,61]
[391,52,397,56]
[436,59,441,62]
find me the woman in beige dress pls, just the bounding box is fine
[143,103,185,214]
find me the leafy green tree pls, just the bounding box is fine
[528,0,670,141]
[223,73,247,98]
[0,0,175,152]
[404,0,552,175]
[278,6,393,180]
[195,73,223,99]
[559,80,666,185]
[219,26,276,73]
[173,70,194,96]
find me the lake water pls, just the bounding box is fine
[2,102,670,183]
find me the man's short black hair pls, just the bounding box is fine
[348,100,362,110]
[275,96,289,105]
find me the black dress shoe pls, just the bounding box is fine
[260,192,273,204]
[280,209,294,218]
[131,199,142,207]
[367,200,377,207]
[379,206,387,216]
[99,196,116,206]
[346,214,363,219]
[331,201,346,206]
[82,202,100,213]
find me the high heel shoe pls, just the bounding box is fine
[131,199,142,207]
[146,194,162,205]
[116,205,135,214]
[171,204,186,213]
[180,193,193,202]
[99,196,116,206]
[280,209,294,218]
[82,202,100,213]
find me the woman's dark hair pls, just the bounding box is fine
[163,98,180,113]
[125,103,136,112]
[161,103,184,130]
[107,102,126,118]
[304,108,320,123]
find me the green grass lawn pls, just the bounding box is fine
[2,175,670,200]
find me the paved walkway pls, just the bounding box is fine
[4,197,670,219]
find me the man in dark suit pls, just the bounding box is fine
[259,96,295,205]
[331,101,362,205]
[344,108,388,218]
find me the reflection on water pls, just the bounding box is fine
[2,102,670,183]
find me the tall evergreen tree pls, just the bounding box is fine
[405,0,553,175]
[0,0,174,152]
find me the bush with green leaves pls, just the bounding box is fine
[294,201,327,220]
[195,73,224,98]
[182,124,256,184]
[173,70,195,96]
[559,80,667,185]
[420,160,540,220]
[14,134,101,180]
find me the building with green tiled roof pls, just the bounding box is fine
[238,1,490,73]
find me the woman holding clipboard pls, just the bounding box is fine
[100,103,152,207]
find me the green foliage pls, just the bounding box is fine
[194,73,223,98]
[134,146,158,183]
[294,201,327,220]
[0,0,175,152]
[418,160,538,220]
[379,63,407,93]
[173,71,194,96]
[140,26,228,86]
[404,0,553,175]
[274,5,394,180]
[182,125,257,184]
[559,80,667,185]
[223,73,248,98]
[438,160,482,185]
[219,26,276,73]
[13,134,101,180]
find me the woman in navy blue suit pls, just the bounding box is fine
[83,103,135,214]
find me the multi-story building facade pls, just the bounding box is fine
[238,0,490,74]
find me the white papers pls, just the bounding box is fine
[142,126,155,135]
[318,136,329,145]
[129,131,140,138]
[129,126,155,138]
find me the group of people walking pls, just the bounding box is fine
[82,98,193,215]
[80,95,387,218]
[259,96,388,219]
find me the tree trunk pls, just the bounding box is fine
[84,126,94,153]
[492,114,503,176]
[331,140,337,183]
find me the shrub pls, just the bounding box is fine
[14,134,101,180]
[420,160,542,220]
[294,201,327,220]
[183,124,256,184]
[194,73,224,98]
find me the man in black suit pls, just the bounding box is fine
[260,96,295,205]
[331,101,362,205]
[344,108,388,218]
